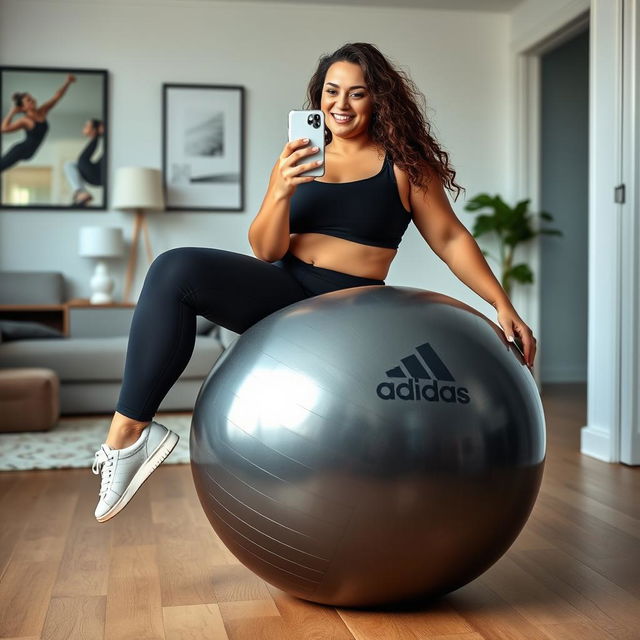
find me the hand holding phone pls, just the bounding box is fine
[271,138,321,200]
[270,110,325,200]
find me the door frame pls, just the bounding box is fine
[510,0,638,464]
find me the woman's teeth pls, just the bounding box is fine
[332,113,354,123]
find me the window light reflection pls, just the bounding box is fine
[227,367,320,435]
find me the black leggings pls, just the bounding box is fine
[115,247,385,421]
[1,139,38,172]
[78,136,103,186]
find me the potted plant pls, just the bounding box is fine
[463,194,563,298]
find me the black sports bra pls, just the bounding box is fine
[25,119,49,145]
[289,151,412,250]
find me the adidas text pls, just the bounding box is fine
[376,379,471,403]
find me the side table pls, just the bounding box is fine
[65,299,136,338]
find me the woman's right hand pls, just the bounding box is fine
[273,138,321,200]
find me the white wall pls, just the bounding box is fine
[510,0,590,47]
[0,0,510,322]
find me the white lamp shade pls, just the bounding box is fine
[112,167,165,210]
[79,226,124,258]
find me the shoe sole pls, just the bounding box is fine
[96,430,179,523]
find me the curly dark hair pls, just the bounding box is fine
[303,42,464,201]
[12,92,27,109]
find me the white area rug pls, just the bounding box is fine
[0,413,193,471]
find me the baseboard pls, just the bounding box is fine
[580,424,614,462]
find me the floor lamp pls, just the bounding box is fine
[112,167,165,303]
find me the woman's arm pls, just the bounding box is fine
[1,107,27,133]
[39,74,76,115]
[409,171,536,366]
[248,159,293,262]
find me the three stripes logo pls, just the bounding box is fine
[376,341,470,403]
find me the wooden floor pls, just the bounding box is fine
[0,382,638,640]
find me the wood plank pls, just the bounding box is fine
[40,595,106,640]
[0,556,66,638]
[0,470,50,580]
[210,564,272,603]
[218,598,280,622]
[338,593,476,639]
[538,622,619,640]
[508,548,640,640]
[155,520,228,607]
[104,544,163,640]
[221,616,298,640]
[109,483,156,548]
[479,555,588,627]
[446,578,552,640]
[162,603,228,640]
[52,473,112,598]
[0,471,78,637]
[267,585,354,638]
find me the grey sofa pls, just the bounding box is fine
[0,271,225,415]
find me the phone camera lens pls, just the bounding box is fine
[307,114,314,125]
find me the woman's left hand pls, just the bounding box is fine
[496,304,537,369]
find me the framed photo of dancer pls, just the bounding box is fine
[0,65,108,210]
[162,83,245,211]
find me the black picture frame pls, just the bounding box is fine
[0,65,109,211]
[162,83,245,212]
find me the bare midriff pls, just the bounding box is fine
[288,232,397,280]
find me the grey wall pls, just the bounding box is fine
[540,28,589,382]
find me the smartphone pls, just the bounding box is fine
[511,335,526,359]
[288,110,325,177]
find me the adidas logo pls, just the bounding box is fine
[376,342,470,403]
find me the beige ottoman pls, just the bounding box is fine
[0,368,60,432]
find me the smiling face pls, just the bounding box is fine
[320,61,374,142]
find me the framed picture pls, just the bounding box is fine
[1,65,108,210]
[162,83,245,212]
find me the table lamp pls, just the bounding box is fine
[78,226,125,304]
[113,167,165,303]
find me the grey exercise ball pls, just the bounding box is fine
[190,286,546,608]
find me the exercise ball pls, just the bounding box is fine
[190,286,545,608]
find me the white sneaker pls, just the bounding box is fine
[91,420,179,523]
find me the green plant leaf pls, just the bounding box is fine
[507,263,534,284]
[464,192,563,289]
[472,215,498,237]
[463,193,496,211]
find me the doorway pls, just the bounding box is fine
[539,29,589,405]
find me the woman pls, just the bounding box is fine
[64,118,105,206]
[0,74,76,172]
[92,43,537,523]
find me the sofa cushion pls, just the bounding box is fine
[0,335,224,382]
[0,271,66,305]
[0,320,65,342]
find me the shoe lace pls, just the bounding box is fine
[92,444,115,498]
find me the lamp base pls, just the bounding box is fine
[90,261,115,305]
